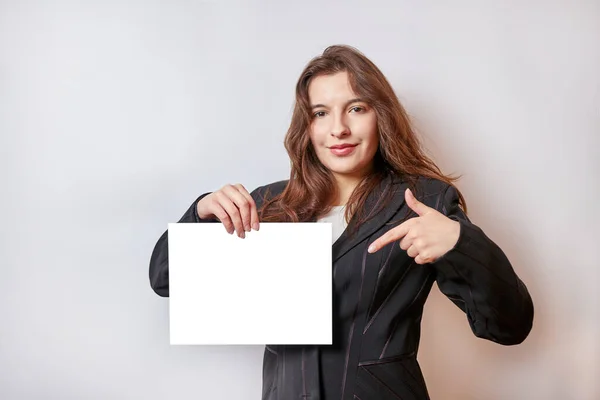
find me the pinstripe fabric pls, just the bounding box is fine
[149,175,534,400]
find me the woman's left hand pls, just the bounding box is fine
[367,188,460,264]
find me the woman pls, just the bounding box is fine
[149,45,534,400]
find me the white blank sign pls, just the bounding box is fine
[167,222,333,345]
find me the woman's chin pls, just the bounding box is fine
[326,165,370,179]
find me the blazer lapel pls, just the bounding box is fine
[332,174,408,262]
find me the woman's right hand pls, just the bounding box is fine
[196,184,260,238]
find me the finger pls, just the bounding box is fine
[222,185,252,233]
[399,235,413,251]
[215,192,245,238]
[405,188,433,217]
[407,244,419,259]
[368,222,411,253]
[234,184,260,231]
[414,253,432,265]
[211,202,235,235]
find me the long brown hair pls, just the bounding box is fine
[259,44,467,226]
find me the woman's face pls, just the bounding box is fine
[308,71,379,181]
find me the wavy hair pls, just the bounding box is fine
[259,45,466,227]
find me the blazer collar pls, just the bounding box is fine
[331,174,408,262]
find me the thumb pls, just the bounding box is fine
[405,188,432,216]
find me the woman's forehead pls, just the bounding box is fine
[308,72,360,105]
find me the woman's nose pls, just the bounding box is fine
[330,115,350,137]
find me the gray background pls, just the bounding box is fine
[1,1,599,399]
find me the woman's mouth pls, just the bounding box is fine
[329,144,358,156]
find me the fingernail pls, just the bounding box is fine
[368,244,375,253]
[245,225,251,232]
[253,223,259,231]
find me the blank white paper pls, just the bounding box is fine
[167,222,333,345]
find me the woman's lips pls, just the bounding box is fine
[329,144,358,156]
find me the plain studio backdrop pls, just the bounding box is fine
[1,1,599,399]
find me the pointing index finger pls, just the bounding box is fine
[367,220,412,253]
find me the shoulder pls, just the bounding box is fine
[416,176,452,195]
[390,174,451,194]
[415,176,464,213]
[391,174,454,209]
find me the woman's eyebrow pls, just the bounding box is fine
[310,98,364,110]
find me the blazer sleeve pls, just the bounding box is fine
[429,184,534,345]
[148,192,216,297]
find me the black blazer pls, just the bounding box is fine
[149,174,534,400]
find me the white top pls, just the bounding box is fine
[317,205,348,244]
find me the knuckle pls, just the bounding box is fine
[214,191,226,202]
[217,212,230,221]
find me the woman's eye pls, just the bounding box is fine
[350,106,364,113]
[313,111,326,118]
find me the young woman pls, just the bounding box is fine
[149,45,534,400]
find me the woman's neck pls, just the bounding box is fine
[332,174,363,206]
[330,162,376,206]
